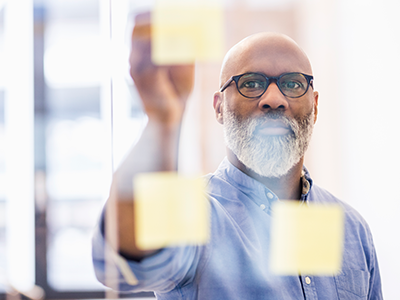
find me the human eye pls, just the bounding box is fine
[237,74,267,97]
[281,80,303,90]
[241,80,265,89]
[280,73,309,93]
[239,74,266,90]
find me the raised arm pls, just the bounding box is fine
[105,12,195,259]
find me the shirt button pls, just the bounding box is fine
[305,277,311,285]
[267,192,273,199]
[260,204,266,210]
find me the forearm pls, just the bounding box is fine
[106,120,182,258]
[101,9,194,261]
[118,120,181,176]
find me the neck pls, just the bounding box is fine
[227,148,303,200]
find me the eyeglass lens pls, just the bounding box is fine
[237,73,309,98]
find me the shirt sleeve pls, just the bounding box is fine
[345,204,383,300]
[366,227,383,300]
[91,214,202,294]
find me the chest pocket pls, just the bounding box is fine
[335,269,370,299]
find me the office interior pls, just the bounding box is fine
[0,0,399,299]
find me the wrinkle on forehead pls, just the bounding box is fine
[220,32,313,86]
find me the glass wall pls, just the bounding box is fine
[43,0,106,291]
[0,0,149,297]
[1,0,399,299]
[37,0,147,297]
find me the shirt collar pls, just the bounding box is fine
[300,166,313,200]
[215,157,313,202]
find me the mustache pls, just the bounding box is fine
[261,111,286,119]
[254,112,297,131]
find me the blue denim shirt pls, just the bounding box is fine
[92,157,383,299]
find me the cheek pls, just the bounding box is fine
[294,95,315,114]
[288,99,315,124]
[301,104,315,123]
[225,98,258,120]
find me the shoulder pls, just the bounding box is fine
[310,184,361,210]
[309,184,373,241]
[310,184,360,215]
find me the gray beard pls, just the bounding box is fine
[223,106,314,178]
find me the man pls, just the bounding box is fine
[92,15,383,299]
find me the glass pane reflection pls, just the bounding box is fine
[44,0,107,291]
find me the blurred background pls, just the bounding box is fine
[0,0,399,299]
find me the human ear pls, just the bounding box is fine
[313,91,319,124]
[213,92,224,124]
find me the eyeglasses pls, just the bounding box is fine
[219,72,314,99]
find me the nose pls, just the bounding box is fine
[258,82,289,111]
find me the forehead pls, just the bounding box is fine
[239,47,310,75]
[221,34,312,82]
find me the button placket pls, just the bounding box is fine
[301,275,318,299]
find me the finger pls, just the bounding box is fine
[129,12,153,79]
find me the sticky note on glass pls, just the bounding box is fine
[151,0,224,64]
[133,172,209,250]
[270,201,344,275]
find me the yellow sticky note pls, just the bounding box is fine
[151,0,224,65]
[133,172,209,250]
[270,201,344,275]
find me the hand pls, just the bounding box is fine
[110,12,193,258]
[129,12,195,127]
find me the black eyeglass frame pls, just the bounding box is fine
[219,72,314,99]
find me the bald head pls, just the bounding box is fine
[220,33,313,86]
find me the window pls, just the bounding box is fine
[1,0,151,298]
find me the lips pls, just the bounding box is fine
[256,120,291,135]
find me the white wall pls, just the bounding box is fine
[339,1,400,298]
[301,0,400,298]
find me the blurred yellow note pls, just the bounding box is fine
[270,201,344,275]
[151,0,224,64]
[133,172,209,250]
